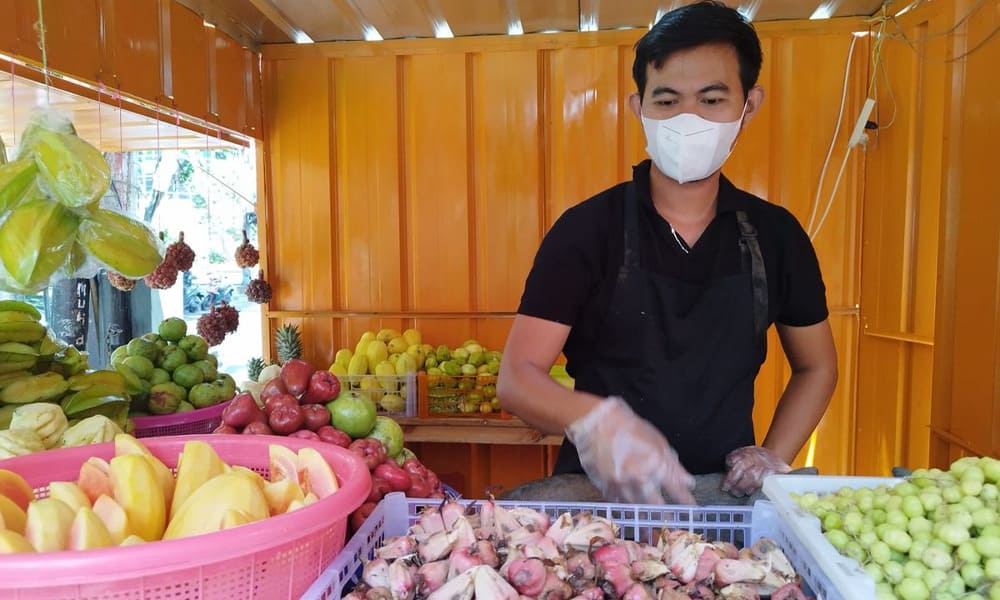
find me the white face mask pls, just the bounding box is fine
[641,104,747,184]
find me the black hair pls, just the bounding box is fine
[633,0,763,100]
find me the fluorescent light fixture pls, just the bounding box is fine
[203,20,216,28]
[433,20,454,38]
[362,25,383,41]
[508,20,524,35]
[894,0,921,17]
[293,31,314,44]
[580,16,598,32]
[737,0,761,21]
[540,29,561,34]
[852,30,869,37]
[809,1,842,20]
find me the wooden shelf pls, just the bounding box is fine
[395,417,564,446]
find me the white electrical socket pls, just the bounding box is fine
[848,98,876,148]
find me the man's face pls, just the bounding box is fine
[629,43,763,125]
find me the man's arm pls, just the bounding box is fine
[497,315,603,435]
[763,319,839,463]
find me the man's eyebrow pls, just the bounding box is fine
[650,82,731,96]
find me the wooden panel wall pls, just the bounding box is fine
[261,20,872,492]
[0,0,262,140]
[856,0,1000,475]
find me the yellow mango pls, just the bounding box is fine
[110,455,165,542]
[0,495,27,534]
[68,507,113,550]
[0,529,34,553]
[163,473,268,540]
[24,498,75,552]
[114,434,175,508]
[263,478,304,515]
[171,440,227,519]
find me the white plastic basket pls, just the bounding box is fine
[301,492,815,600]
[762,474,905,600]
[339,372,418,417]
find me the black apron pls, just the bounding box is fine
[554,182,770,476]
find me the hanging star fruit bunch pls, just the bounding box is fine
[0,108,164,294]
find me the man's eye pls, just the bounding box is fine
[656,99,677,106]
[702,98,724,105]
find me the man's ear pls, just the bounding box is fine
[742,86,765,127]
[628,93,642,119]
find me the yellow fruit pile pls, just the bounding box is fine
[0,434,341,553]
[329,328,427,414]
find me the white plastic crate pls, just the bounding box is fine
[340,372,417,417]
[762,474,905,600]
[301,492,816,600]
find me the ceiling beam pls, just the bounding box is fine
[245,0,313,43]
[173,0,262,49]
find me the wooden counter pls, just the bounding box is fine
[396,417,564,446]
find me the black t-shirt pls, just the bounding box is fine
[517,160,829,378]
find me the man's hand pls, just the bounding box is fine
[566,397,697,505]
[720,445,791,496]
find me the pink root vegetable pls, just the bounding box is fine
[714,559,767,587]
[546,512,575,548]
[570,585,604,600]
[375,535,416,560]
[507,557,547,597]
[621,541,645,562]
[537,570,573,600]
[591,543,630,571]
[499,546,525,579]
[694,546,722,582]
[471,565,520,599]
[509,507,551,534]
[440,499,468,530]
[563,519,617,550]
[713,541,740,560]
[418,530,456,563]
[362,558,390,589]
[479,499,495,533]
[417,507,447,535]
[475,540,500,568]
[669,542,706,583]
[751,538,796,580]
[601,562,637,598]
[365,587,392,600]
[416,560,450,594]
[387,561,416,599]
[718,582,761,600]
[447,547,485,580]
[508,526,545,548]
[566,551,597,581]
[453,517,478,549]
[770,582,808,600]
[425,569,475,600]
[492,504,523,540]
[622,582,656,600]
[630,560,669,582]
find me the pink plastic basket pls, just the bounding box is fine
[0,434,372,600]
[131,400,230,438]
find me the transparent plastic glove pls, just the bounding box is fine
[565,396,696,505]
[720,445,792,497]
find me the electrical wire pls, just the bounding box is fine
[806,34,858,235]
[810,143,852,241]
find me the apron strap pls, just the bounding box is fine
[736,210,769,337]
[622,182,641,270]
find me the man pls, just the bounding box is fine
[497,0,838,505]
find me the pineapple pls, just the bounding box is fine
[274,324,303,364]
[247,357,265,382]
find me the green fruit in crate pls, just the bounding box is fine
[188,383,219,409]
[112,362,144,396]
[148,382,185,415]
[172,364,204,389]
[402,329,422,347]
[158,318,187,342]
[395,354,418,375]
[366,416,404,458]
[424,355,438,370]
[482,384,497,399]
[110,345,128,365]
[487,359,501,375]
[460,363,477,376]
[0,190,79,292]
[121,356,154,380]
[440,361,461,376]
[435,345,451,362]
[191,359,217,382]
[0,158,38,214]
[374,361,397,392]
[148,368,171,386]
[376,329,400,344]
[159,347,187,372]
[205,353,218,369]
[175,400,195,413]
[77,209,163,279]
[359,375,384,401]
[464,343,484,355]
[329,363,347,378]
[327,391,377,439]
[178,335,209,361]
[405,345,425,366]
[451,348,470,364]
[215,374,236,400]
[468,351,486,367]
[380,393,406,414]
[126,338,158,362]
[347,353,368,376]
[458,379,475,391]
[387,353,401,368]
[334,349,353,369]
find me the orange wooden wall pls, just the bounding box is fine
[854,0,1000,476]
[0,0,262,140]
[260,19,873,490]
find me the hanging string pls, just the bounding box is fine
[8,61,15,149]
[116,89,126,211]
[34,0,51,103]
